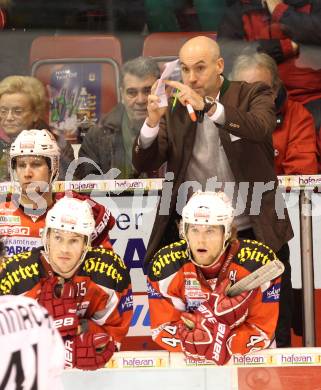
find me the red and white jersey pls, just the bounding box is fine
[0,295,64,390]
[147,239,280,356]
[0,199,46,257]
[0,192,115,257]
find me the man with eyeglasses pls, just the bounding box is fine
[76,56,160,179]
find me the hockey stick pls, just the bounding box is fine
[226,259,284,297]
[181,260,284,329]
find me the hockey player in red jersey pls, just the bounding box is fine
[0,197,133,370]
[0,129,114,257]
[147,191,282,365]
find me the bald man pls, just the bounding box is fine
[133,36,294,347]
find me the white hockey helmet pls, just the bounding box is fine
[9,129,60,185]
[42,197,95,277]
[182,191,234,245]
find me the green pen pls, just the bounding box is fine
[171,88,180,112]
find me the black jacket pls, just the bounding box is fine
[76,103,161,179]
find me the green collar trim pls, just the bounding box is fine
[220,76,230,98]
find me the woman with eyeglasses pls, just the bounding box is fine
[0,75,74,181]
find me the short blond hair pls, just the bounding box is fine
[0,76,47,116]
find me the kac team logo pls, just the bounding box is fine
[119,290,134,314]
[146,282,162,299]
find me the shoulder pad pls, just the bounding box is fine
[0,247,43,295]
[148,240,189,281]
[1,247,41,271]
[234,239,278,273]
[80,247,130,292]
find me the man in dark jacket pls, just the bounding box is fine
[133,35,294,347]
[76,56,160,179]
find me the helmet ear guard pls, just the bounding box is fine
[9,129,60,187]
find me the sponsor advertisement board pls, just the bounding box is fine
[91,191,321,348]
[104,348,321,369]
[105,351,169,369]
[97,195,158,346]
[62,350,321,390]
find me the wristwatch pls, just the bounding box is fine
[196,96,217,123]
[203,96,216,113]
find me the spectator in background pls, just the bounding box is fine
[230,52,318,174]
[77,56,160,179]
[133,36,293,347]
[0,75,74,181]
[218,0,321,138]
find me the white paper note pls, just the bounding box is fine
[154,59,180,108]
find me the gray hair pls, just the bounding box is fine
[230,52,281,91]
[120,56,160,87]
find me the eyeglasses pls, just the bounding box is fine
[0,107,30,118]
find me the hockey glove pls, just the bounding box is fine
[65,333,115,370]
[207,278,257,327]
[179,310,231,365]
[38,277,79,337]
